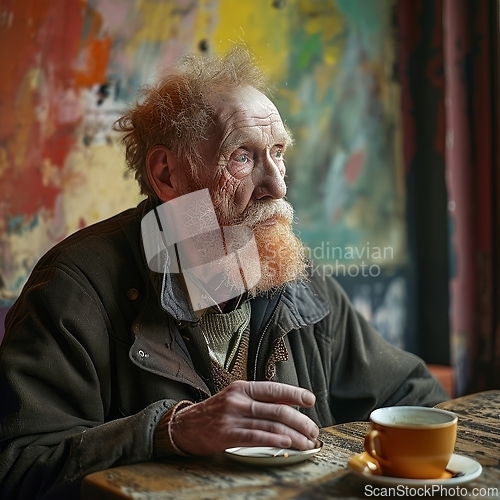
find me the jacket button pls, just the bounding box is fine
[127,288,139,300]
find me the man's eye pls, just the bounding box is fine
[235,154,248,163]
[275,150,284,159]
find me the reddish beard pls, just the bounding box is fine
[249,217,309,295]
[213,197,309,295]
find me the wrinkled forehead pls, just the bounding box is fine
[206,86,292,155]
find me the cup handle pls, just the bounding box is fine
[364,430,391,473]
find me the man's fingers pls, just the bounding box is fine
[226,428,292,449]
[240,381,316,407]
[241,417,318,450]
[247,400,319,441]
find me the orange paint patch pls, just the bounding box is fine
[74,7,112,87]
[75,37,112,87]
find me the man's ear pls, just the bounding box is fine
[146,145,180,202]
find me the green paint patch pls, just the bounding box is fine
[298,32,322,70]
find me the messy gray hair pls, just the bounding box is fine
[114,45,269,198]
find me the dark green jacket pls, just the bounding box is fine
[0,199,447,499]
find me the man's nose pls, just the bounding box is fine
[252,154,287,200]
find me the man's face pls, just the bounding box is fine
[196,85,291,224]
[189,85,308,294]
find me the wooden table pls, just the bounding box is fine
[81,390,500,499]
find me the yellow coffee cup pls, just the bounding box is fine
[364,406,458,479]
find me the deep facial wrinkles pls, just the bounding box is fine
[216,110,291,159]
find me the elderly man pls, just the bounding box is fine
[0,47,447,499]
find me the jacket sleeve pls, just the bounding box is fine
[0,266,176,500]
[317,276,449,423]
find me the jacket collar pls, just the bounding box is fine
[155,268,331,335]
[248,281,330,380]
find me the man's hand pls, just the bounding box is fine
[169,381,319,455]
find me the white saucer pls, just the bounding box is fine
[347,452,482,486]
[225,440,323,466]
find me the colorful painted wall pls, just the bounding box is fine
[0,0,406,346]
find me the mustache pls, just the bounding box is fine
[231,199,294,227]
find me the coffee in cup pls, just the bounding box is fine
[364,406,458,479]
